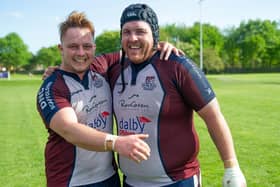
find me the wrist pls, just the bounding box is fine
[223,158,239,168]
[104,134,118,151]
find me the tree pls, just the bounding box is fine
[224,19,280,70]
[95,31,120,54]
[203,48,224,73]
[223,27,242,69]
[175,41,196,61]
[160,22,224,72]
[0,33,31,71]
[34,45,60,68]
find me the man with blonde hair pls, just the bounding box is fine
[37,11,151,187]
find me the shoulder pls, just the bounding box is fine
[40,70,62,87]
[37,71,71,125]
[168,53,197,70]
[153,52,199,76]
[153,51,194,67]
[38,70,69,98]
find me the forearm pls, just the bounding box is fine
[206,116,238,167]
[50,107,150,162]
[60,121,109,151]
[198,98,238,167]
[213,125,247,187]
[49,107,110,151]
[57,123,151,162]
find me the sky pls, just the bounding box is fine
[0,0,279,54]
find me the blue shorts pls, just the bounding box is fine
[77,173,120,187]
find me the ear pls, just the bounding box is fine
[58,44,64,56]
[58,44,63,51]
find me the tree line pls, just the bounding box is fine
[0,19,280,74]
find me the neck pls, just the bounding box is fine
[132,50,156,64]
[60,63,87,80]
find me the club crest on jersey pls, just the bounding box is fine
[119,116,151,135]
[142,76,156,90]
[87,111,110,130]
[92,74,103,88]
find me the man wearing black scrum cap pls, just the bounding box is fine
[109,3,247,187]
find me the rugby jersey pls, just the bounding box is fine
[108,51,216,186]
[37,58,117,186]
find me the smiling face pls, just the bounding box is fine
[59,27,95,79]
[121,20,155,64]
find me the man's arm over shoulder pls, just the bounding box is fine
[92,51,121,74]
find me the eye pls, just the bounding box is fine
[122,30,130,36]
[68,44,79,50]
[135,29,147,35]
[83,44,93,50]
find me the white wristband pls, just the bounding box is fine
[104,134,118,151]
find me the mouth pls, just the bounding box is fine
[73,56,87,63]
[128,44,141,50]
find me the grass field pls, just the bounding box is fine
[0,73,279,187]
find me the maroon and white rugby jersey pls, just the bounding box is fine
[109,51,216,186]
[37,64,115,186]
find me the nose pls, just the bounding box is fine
[77,46,85,55]
[128,32,138,41]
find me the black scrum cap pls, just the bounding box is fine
[120,3,159,47]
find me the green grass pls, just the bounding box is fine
[197,73,280,186]
[0,77,47,186]
[0,73,279,186]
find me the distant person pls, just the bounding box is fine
[38,11,183,187]
[107,3,247,187]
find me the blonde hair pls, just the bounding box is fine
[59,11,95,42]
